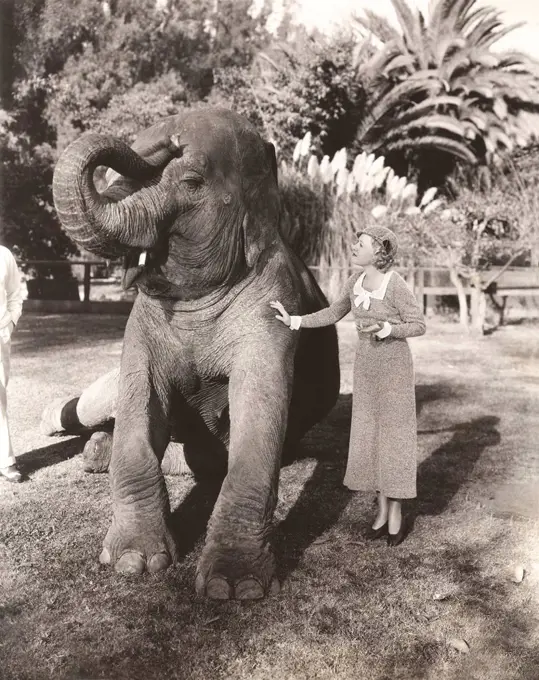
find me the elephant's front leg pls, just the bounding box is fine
[99,360,176,575]
[196,347,293,600]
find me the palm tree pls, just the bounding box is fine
[353,0,539,190]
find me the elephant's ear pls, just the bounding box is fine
[242,142,280,268]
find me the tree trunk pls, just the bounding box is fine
[449,268,469,330]
[470,273,486,336]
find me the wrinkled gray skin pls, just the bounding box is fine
[51,108,340,599]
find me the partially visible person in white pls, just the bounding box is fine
[0,245,24,482]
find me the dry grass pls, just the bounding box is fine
[1,313,538,680]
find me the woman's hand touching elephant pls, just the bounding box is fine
[270,301,291,327]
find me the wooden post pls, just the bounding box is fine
[416,267,425,310]
[449,268,469,331]
[406,260,415,294]
[83,263,91,303]
[424,266,436,316]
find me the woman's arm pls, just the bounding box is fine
[290,274,356,329]
[385,275,426,339]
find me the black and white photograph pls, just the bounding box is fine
[1,0,538,678]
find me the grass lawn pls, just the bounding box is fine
[1,313,538,680]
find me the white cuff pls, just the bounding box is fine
[289,315,302,331]
[375,321,391,338]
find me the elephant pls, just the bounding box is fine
[46,107,340,600]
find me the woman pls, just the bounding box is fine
[270,225,425,546]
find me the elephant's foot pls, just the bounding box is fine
[195,539,279,600]
[99,514,177,575]
[83,431,113,473]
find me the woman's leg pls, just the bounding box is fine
[388,498,402,534]
[373,492,389,530]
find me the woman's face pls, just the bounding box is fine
[351,233,376,267]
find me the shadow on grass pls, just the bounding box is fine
[415,382,461,417]
[15,435,91,477]
[3,382,534,680]
[169,480,222,561]
[275,406,354,582]
[416,415,500,517]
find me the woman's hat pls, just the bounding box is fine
[356,225,398,259]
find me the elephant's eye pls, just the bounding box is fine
[182,174,203,194]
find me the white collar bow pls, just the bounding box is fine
[353,272,391,310]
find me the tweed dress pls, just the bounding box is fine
[295,270,426,498]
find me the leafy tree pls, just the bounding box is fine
[43,1,209,152]
[0,111,77,270]
[41,0,272,151]
[85,72,190,144]
[211,27,367,158]
[353,0,539,191]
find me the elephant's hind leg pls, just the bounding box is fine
[40,368,120,436]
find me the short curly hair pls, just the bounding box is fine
[354,232,395,272]
[372,238,395,272]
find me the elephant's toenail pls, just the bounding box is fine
[206,576,232,600]
[99,547,111,564]
[235,577,264,600]
[115,551,145,575]
[148,552,171,573]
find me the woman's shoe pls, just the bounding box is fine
[0,465,22,483]
[387,519,408,547]
[367,522,388,540]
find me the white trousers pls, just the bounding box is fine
[0,331,14,467]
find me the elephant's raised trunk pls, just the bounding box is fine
[53,132,176,259]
